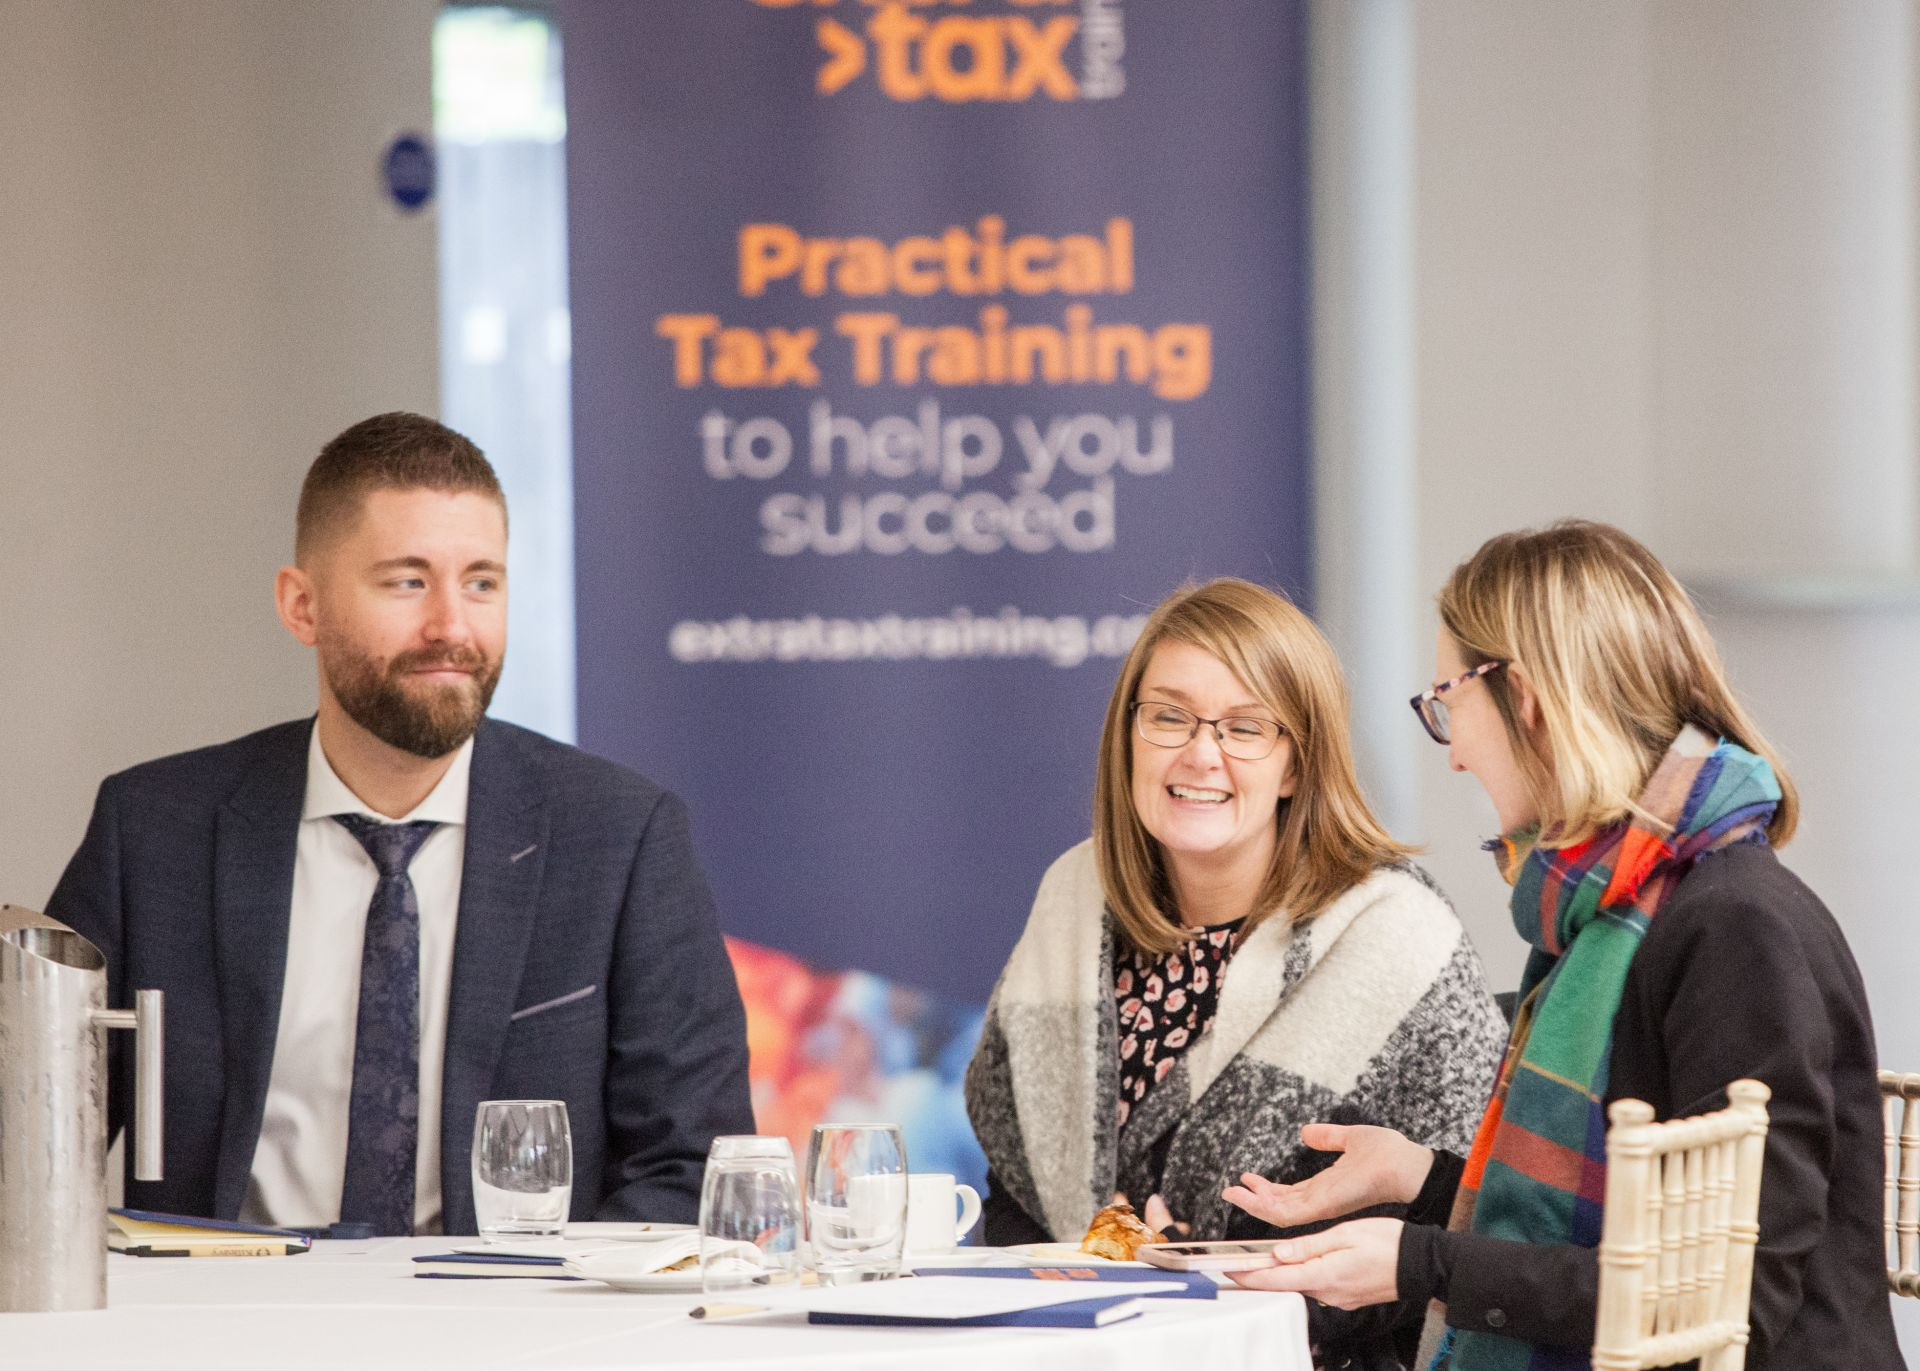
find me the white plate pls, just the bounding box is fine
[999,1242,1150,1268]
[563,1221,695,1241]
[903,1248,1025,1269]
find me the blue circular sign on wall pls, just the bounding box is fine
[383,133,436,212]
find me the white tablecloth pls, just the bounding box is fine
[3,1239,1312,1371]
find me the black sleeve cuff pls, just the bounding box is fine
[1395,1222,1455,1308]
[1386,1149,1468,1313]
[1408,1148,1465,1226]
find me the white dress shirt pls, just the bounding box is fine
[239,727,472,1234]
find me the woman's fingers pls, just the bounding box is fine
[1298,1122,1353,1153]
[1227,1255,1327,1293]
[1223,1171,1332,1226]
[1225,1125,1432,1226]
[1225,1219,1403,1310]
[1222,1183,1295,1224]
[1142,1193,1174,1234]
[1268,1228,1346,1265]
[1225,1230,1341,1292]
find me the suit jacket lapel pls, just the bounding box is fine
[439,720,548,1234]
[210,719,310,1219]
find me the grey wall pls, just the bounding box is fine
[0,0,441,907]
[1315,0,1918,1351]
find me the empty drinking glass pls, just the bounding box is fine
[708,1134,799,1171]
[471,1100,572,1239]
[805,1123,907,1284]
[699,1138,803,1294]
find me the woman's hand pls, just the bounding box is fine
[1221,1123,1433,1229]
[1140,1193,1190,1237]
[1226,1217,1404,1309]
[1110,1191,1192,1237]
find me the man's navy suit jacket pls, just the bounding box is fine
[48,716,755,1233]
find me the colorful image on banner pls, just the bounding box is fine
[727,938,988,1200]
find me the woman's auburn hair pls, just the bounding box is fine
[1092,578,1413,958]
[1436,519,1798,848]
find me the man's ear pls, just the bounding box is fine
[275,564,320,648]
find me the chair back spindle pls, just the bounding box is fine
[1593,1079,1770,1371]
[1878,1070,1920,1298]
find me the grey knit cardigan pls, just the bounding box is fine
[965,839,1509,1241]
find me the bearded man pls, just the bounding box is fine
[49,412,753,1236]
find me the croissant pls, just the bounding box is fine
[1078,1201,1166,1261]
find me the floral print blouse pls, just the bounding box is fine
[1114,917,1246,1126]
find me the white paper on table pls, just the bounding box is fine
[746,1275,1189,1319]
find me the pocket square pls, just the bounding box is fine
[509,984,598,1021]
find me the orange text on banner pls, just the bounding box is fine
[837,307,1209,400]
[810,9,1080,102]
[739,218,1133,298]
[654,306,1211,401]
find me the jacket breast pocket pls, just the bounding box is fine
[498,985,604,1096]
[503,985,603,1054]
[509,983,599,1023]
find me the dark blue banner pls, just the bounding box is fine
[564,0,1311,1005]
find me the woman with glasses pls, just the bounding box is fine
[966,578,1507,1367]
[1223,522,1902,1370]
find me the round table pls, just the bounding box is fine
[5,1238,1312,1371]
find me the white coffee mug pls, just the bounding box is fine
[904,1172,983,1254]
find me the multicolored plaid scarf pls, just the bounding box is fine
[1431,726,1781,1371]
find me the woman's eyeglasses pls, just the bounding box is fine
[1409,660,1504,745]
[1132,701,1286,761]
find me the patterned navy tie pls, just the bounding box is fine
[332,813,441,1237]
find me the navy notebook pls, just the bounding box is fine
[809,1293,1146,1329]
[412,1252,579,1280]
[108,1209,312,1257]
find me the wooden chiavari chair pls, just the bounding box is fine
[1592,1079,1771,1371]
[1879,1070,1920,1299]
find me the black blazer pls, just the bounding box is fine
[49,717,755,1233]
[1398,842,1905,1370]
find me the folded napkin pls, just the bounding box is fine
[562,1234,703,1281]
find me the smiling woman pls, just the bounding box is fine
[1128,641,1298,901]
[965,578,1509,1369]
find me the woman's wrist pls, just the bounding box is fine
[1397,1141,1436,1205]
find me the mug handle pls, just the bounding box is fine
[953,1183,983,1241]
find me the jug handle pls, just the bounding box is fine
[93,989,164,1181]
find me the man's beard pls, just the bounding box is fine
[323,643,502,759]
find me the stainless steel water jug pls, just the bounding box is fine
[0,904,163,1312]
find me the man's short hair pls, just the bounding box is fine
[294,412,506,564]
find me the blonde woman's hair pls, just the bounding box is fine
[1093,578,1412,957]
[1436,520,1797,847]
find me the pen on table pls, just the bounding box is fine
[689,1302,769,1320]
[119,1242,310,1258]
